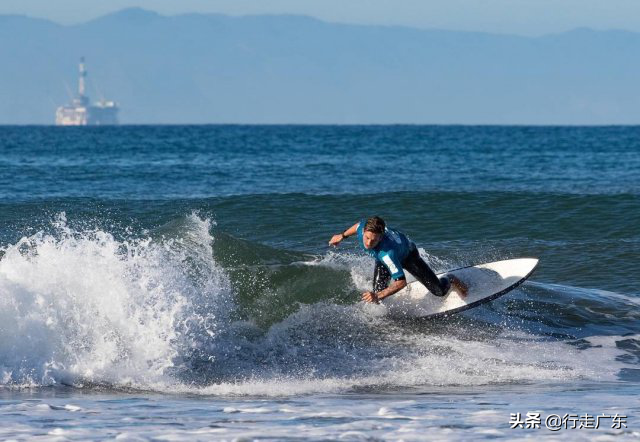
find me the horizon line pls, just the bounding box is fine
[1,123,639,128]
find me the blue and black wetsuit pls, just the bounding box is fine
[356,220,451,296]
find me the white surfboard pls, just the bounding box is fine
[382,257,539,318]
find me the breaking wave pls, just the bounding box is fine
[0,213,636,395]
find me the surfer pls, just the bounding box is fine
[329,216,467,304]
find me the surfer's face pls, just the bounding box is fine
[363,230,382,249]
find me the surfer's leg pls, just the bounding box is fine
[373,260,391,293]
[403,246,451,297]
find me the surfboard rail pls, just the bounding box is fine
[382,257,539,319]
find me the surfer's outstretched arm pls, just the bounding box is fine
[328,222,359,246]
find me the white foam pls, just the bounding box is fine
[0,213,634,396]
[0,212,230,388]
[159,307,631,397]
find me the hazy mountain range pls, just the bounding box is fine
[1,7,638,124]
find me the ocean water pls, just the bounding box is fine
[0,125,638,440]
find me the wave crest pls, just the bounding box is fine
[0,212,230,387]
[0,213,634,395]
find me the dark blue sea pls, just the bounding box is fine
[0,125,639,440]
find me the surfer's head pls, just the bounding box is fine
[363,216,385,249]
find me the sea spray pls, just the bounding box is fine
[0,212,634,395]
[0,212,231,387]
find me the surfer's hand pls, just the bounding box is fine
[328,234,344,246]
[362,291,379,304]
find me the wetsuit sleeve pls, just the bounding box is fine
[356,219,365,244]
[380,250,405,280]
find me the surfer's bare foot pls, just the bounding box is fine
[449,275,468,298]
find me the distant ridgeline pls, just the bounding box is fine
[55,57,119,126]
[1,8,639,124]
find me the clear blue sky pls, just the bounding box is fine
[2,0,640,36]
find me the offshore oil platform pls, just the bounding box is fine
[55,57,119,125]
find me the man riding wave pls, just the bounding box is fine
[329,216,467,303]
